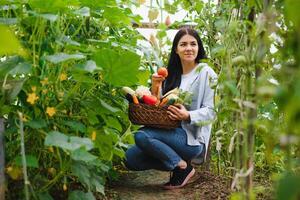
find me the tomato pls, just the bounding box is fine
[142,95,158,105]
[157,67,168,77]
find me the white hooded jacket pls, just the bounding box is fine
[180,63,218,163]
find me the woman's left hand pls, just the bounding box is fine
[167,104,190,121]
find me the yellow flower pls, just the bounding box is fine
[58,91,64,101]
[22,115,28,122]
[40,78,49,86]
[48,146,54,153]
[31,86,37,92]
[42,89,48,94]
[111,89,116,96]
[6,166,13,172]
[48,167,56,176]
[91,131,96,141]
[59,73,67,81]
[46,107,56,117]
[63,183,67,191]
[6,166,22,180]
[27,93,39,105]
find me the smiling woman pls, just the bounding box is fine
[176,34,199,73]
[125,26,218,190]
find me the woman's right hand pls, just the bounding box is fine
[151,73,165,99]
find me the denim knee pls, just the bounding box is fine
[124,148,138,170]
[134,131,149,148]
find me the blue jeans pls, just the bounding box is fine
[125,127,203,171]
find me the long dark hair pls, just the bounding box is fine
[162,27,206,94]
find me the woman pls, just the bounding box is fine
[125,27,218,189]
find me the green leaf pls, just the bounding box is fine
[3,79,25,103]
[104,116,122,131]
[87,111,99,125]
[75,60,99,73]
[0,25,26,56]
[90,176,105,194]
[211,45,226,57]
[14,155,38,168]
[72,72,97,83]
[137,70,151,86]
[0,105,11,115]
[57,35,80,46]
[121,126,134,145]
[8,62,32,75]
[0,56,22,78]
[28,0,80,13]
[71,148,97,162]
[79,0,116,9]
[214,18,227,31]
[95,132,114,161]
[25,119,47,129]
[45,131,93,151]
[71,162,105,194]
[45,53,85,64]
[38,13,58,22]
[276,172,300,200]
[113,147,125,158]
[87,160,110,172]
[99,99,120,113]
[285,0,300,27]
[83,60,98,72]
[224,81,239,96]
[45,131,70,148]
[0,17,17,25]
[87,110,99,125]
[62,121,86,133]
[37,192,54,200]
[74,7,90,17]
[164,0,177,14]
[93,48,140,86]
[71,162,91,187]
[69,136,94,151]
[103,7,131,25]
[68,190,95,200]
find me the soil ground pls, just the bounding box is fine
[103,167,231,200]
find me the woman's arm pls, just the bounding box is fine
[151,74,165,99]
[188,71,217,125]
[166,67,218,124]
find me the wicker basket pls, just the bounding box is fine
[128,103,181,129]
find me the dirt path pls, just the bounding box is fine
[104,168,231,200]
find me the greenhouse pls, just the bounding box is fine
[0,0,299,199]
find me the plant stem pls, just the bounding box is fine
[0,118,5,200]
[17,112,30,200]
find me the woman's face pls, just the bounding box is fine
[176,34,199,64]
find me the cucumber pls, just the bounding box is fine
[122,86,135,96]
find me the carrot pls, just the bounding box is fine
[132,95,139,104]
[159,97,168,107]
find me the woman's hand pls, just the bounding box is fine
[151,74,165,99]
[167,104,190,121]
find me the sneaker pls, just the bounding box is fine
[163,164,195,190]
